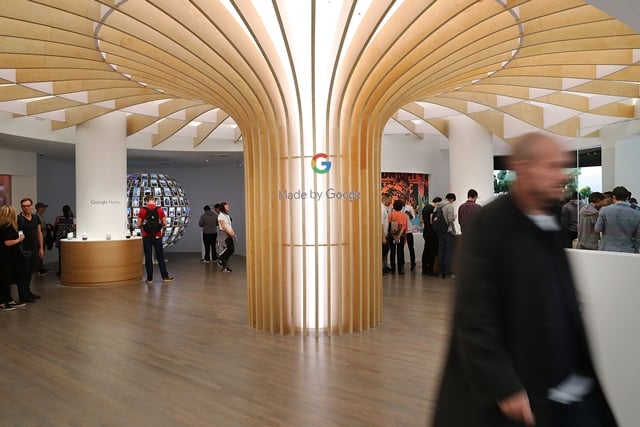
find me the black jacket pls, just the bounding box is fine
[431,195,617,427]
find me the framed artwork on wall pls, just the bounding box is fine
[381,172,429,230]
[0,175,11,206]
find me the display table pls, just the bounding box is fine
[60,238,142,287]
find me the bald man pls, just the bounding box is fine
[432,133,617,427]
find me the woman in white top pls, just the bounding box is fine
[216,202,235,272]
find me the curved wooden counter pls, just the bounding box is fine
[60,238,142,287]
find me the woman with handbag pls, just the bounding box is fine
[0,205,29,309]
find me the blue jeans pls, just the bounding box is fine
[437,233,455,277]
[143,236,169,280]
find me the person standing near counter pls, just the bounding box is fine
[137,195,174,284]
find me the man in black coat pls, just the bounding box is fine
[431,133,617,427]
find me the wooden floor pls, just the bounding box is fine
[1,254,454,427]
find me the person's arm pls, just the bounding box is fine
[37,218,44,257]
[160,209,167,227]
[136,208,144,229]
[219,216,235,237]
[594,210,604,233]
[198,215,204,227]
[3,233,25,247]
[381,215,387,244]
[400,214,407,237]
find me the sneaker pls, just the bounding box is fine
[216,259,223,267]
[399,270,405,275]
[7,301,26,308]
[145,279,153,285]
[448,274,456,279]
[222,268,232,273]
[38,269,51,275]
[30,293,41,299]
[410,265,416,272]
[162,277,175,282]
[200,258,211,264]
[1,304,16,311]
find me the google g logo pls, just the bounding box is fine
[311,153,332,174]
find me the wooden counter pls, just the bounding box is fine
[60,238,143,287]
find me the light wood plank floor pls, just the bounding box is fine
[2,254,454,427]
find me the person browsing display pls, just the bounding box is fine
[137,195,174,284]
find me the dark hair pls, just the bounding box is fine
[467,189,478,199]
[630,198,638,205]
[432,197,442,203]
[20,197,33,205]
[588,192,604,204]
[445,193,456,201]
[219,202,229,214]
[204,205,211,211]
[612,186,629,202]
[62,205,74,218]
[144,194,154,203]
[392,200,404,211]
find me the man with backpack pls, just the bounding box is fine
[137,195,174,284]
[433,193,457,279]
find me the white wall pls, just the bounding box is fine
[567,249,640,426]
[615,136,640,198]
[0,146,37,206]
[37,157,76,263]
[37,158,247,256]
[135,164,246,256]
[381,133,450,200]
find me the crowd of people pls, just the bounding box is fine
[0,197,82,310]
[0,192,238,308]
[380,133,620,425]
[382,188,482,279]
[382,180,639,280]
[570,186,640,253]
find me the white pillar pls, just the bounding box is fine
[599,127,616,192]
[599,119,640,196]
[448,115,494,228]
[75,112,128,240]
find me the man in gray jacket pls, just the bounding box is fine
[198,205,219,262]
[436,193,456,279]
[595,186,640,253]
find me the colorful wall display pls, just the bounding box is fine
[0,175,11,206]
[381,172,429,232]
[126,173,190,248]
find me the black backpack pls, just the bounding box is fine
[143,207,162,234]
[431,206,449,235]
